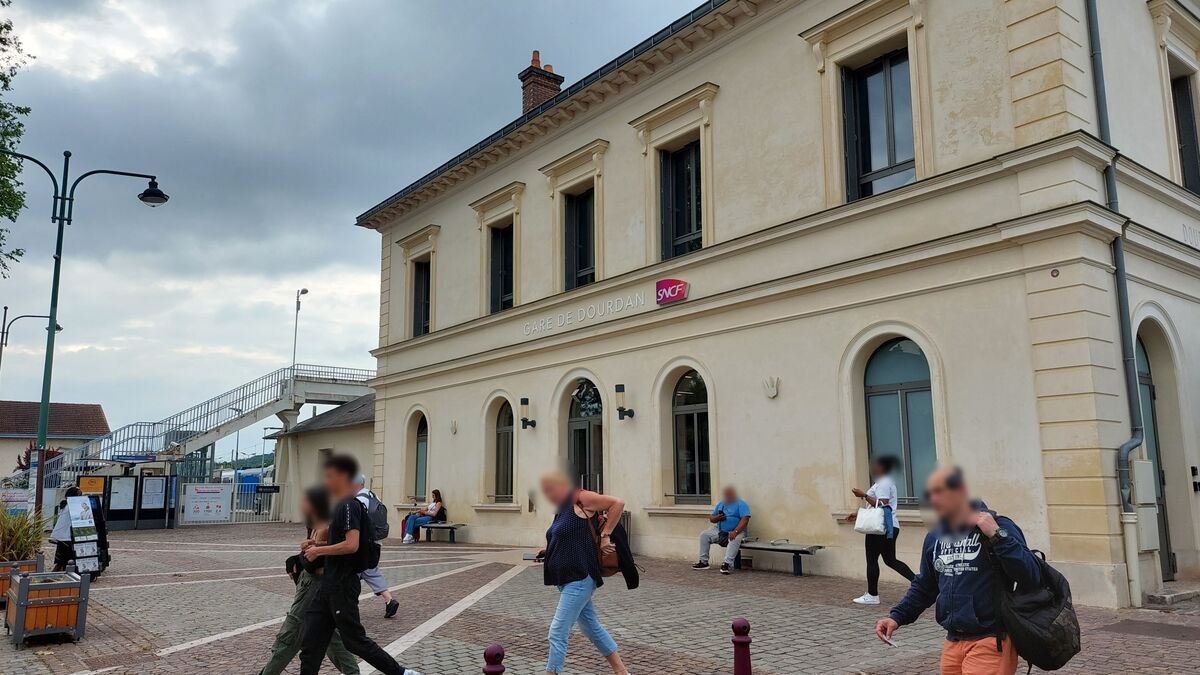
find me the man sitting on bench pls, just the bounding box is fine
[693,486,751,575]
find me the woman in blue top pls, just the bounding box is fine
[851,456,915,605]
[537,471,630,675]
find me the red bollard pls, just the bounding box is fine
[483,643,505,674]
[732,618,752,675]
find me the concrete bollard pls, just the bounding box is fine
[732,617,752,675]
[483,643,505,674]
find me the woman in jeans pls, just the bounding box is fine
[538,471,630,675]
[850,456,916,605]
[259,486,359,675]
[401,489,443,543]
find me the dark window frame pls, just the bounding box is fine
[1171,73,1200,193]
[671,370,710,505]
[843,49,916,201]
[494,402,514,504]
[411,259,431,338]
[863,338,932,506]
[564,187,596,291]
[489,222,514,313]
[659,138,703,261]
[413,415,429,501]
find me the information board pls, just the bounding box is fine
[182,484,232,523]
[109,476,136,510]
[67,495,102,573]
[141,476,166,509]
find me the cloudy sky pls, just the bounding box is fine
[2,0,699,460]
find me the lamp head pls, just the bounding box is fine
[299,288,309,296]
[138,180,169,207]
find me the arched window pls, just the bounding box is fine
[494,402,514,504]
[672,370,710,504]
[865,338,935,504]
[414,415,429,500]
[567,379,603,491]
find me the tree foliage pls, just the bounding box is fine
[0,0,30,278]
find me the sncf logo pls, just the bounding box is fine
[655,278,689,305]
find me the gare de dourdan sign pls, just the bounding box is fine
[521,278,690,337]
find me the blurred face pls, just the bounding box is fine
[540,476,571,505]
[323,467,351,496]
[925,469,969,522]
[299,496,315,522]
[871,461,887,478]
[722,486,737,503]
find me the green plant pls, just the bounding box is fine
[0,508,44,561]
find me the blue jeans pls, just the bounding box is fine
[405,514,434,537]
[547,577,617,673]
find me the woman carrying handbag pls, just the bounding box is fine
[536,471,631,675]
[850,456,915,605]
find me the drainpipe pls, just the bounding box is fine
[1084,0,1145,608]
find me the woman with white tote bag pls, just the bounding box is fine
[849,456,916,605]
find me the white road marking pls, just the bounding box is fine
[94,559,467,591]
[360,564,527,675]
[61,562,493,674]
[113,538,518,551]
[108,546,513,554]
[104,558,459,579]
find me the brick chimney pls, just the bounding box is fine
[518,50,565,114]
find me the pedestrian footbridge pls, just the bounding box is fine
[39,364,374,489]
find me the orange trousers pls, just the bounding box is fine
[940,636,1018,675]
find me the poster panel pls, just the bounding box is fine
[110,476,136,510]
[66,495,99,542]
[182,484,232,523]
[141,476,166,509]
[79,476,105,494]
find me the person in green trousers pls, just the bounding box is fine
[260,486,360,675]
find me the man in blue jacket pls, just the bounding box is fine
[875,466,1040,675]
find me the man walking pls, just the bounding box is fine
[692,486,751,575]
[875,466,1041,675]
[354,474,400,618]
[299,455,420,675]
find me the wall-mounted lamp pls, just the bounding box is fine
[615,384,635,420]
[520,397,537,429]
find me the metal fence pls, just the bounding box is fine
[176,480,292,526]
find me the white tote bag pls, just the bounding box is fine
[853,503,887,535]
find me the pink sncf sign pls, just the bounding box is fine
[655,278,689,306]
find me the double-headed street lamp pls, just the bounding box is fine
[3,148,169,512]
[0,305,62,389]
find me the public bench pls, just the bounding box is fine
[735,539,823,576]
[421,522,466,543]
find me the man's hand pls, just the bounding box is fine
[969,511,1000,538]
[875,618,899,643]
[303,546,323,562]
[851,487,867,499]
[301,539,315,551]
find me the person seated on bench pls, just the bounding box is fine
[692,485,751,575]
[401,489,444,544]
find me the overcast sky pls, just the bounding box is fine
[1,0,700,461]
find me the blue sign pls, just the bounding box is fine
[113,454,157,463]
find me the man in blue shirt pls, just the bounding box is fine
[693,486,751,574]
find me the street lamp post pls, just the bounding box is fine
[0,305,62,389]
[291,288,308,369]
[3,149,168,514]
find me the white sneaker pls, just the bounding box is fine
[852,593,880,605]
[402,535,414,544]
[403,670,422,675]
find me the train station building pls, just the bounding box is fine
[355,0,1200,608]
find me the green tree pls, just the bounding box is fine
[0,0,30,278]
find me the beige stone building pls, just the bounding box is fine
[354,0,1200,608]
[271,393,377,518]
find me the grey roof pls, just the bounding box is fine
[268,393,375,438]
[355,0,731,226]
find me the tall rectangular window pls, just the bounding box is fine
[843,49,915,201]
[660,139,703,260]
[411,259,431,337]
[1171,74,1200,193]
[489,223,514,313]
[564,188,595,290]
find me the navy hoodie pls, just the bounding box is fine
[888,501,1041,640]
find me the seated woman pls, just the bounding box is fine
[259,486,359,675]
[401,489,443,544]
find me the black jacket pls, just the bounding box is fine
[609,522,639,590]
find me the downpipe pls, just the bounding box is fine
[1085,0,1145,607]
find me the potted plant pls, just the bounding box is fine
[0,510,46,604]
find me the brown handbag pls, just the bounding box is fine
[578,498,620,577]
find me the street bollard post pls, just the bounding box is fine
[732,617,752,675]
[483,643,506,674]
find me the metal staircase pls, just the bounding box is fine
[37,364,374,489]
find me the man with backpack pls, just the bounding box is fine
[354,474,399,618]
[875,466,1057,674]
[299,455,420,675]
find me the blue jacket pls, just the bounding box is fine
[889,501,1041,640]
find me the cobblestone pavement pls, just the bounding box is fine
[2,524,1198,674]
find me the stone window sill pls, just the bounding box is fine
[831,509,927,526]
[471,503,522,513]
[644,505,713,518]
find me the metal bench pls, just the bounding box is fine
[420,522,465,543]
[735,539,823,576]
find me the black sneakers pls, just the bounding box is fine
[691,561,710,570]
[720,563,731,575]
[385,599,399,618]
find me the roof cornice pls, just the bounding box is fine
[355,0,786,231]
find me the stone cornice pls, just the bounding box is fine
[355,0,783,231]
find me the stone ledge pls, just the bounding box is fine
[644,505,713,518]
[470,503,522,513]
[831,509,928,525]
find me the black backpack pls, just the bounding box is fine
[351,499,382,573]
[358,491,391,541]
[987,538,1081,672]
